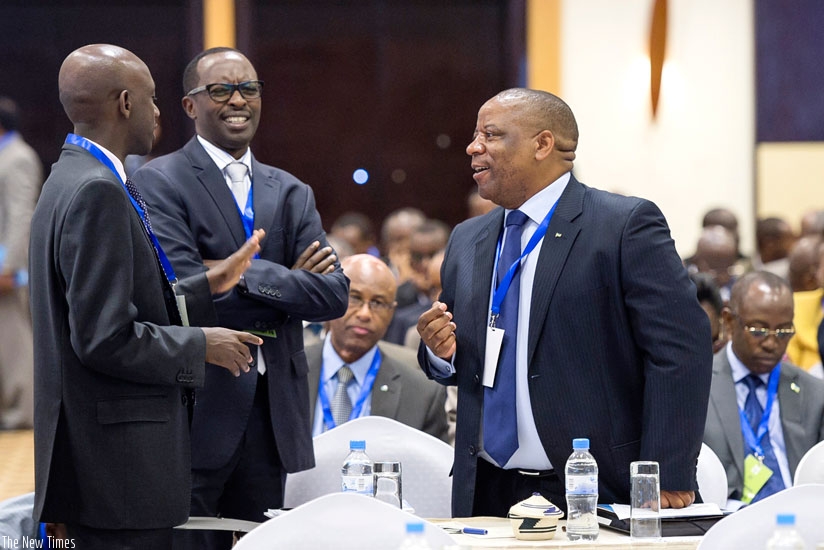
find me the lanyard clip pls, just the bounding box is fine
[489,313,499,328]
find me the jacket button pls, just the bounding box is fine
[258,284,265,293]
[274,289,282,298]
[473,374,480,384]
[181,393,188,406]
[469,445,477,456]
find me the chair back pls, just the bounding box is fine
[793,440,824,485]
[234,493,454,550]
[697,484,824,549]
[696,443,729,508]
[284,416,454,518]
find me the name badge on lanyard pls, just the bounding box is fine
[482,200,559,388]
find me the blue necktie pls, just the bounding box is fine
[742,374,785,502]
[484,209,528,466]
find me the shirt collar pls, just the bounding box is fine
[726,341,772,385]
[506,171,570,225]
[196,135,253,177]
[83,136,127,183]
[321,336,379,386]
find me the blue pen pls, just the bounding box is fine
[462,527,488,535]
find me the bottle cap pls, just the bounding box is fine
[572,438,590,450]
[776,514,795,526]
[405,522,425,534]
[349,440,366,451]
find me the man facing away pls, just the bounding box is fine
[131,47,349,549]
[703,271,824,506]
[417,88,711,517]
[29,44,263,549]
[307,254,448,442]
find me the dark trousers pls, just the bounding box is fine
[174,374,285,550]
[66,524,173,550]
[472,457,566,517]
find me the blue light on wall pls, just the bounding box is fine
[352,168,369,185]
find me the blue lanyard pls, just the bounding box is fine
[0,131,16,153]
[318,349,382,431]
[738,365,780,459]
[489,199,560,325]
[65,134,177,285]
[234,177,259,259]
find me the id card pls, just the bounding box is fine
[741,453,773,504]
[176,294,190,327]
[483,326,505,388]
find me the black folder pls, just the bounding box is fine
[596,505,728,537]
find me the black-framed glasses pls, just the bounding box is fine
[348,295,395,312]
[731,313,795,341]
[186,80,264,103]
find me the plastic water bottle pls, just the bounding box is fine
[565,437,599,541]
[766,514,806,549]
[396,522,432,550]
[341,440,373,496]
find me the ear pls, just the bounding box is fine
[720,306,734,335]
[182,96,197,120]
[534,129,554,161]
[118,90,131,119]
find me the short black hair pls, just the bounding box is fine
[690,272,723,315]
[0,96,19,132]
[182,47,241,95]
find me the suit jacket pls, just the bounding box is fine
[703,349,824,499]
[29,143,210,528]
[132,137,349,473]
[0,133,41,429]
[306,340,449,442]
[419,176,712,517]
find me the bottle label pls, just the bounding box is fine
[342,475,374,496]
[566,474,598,495]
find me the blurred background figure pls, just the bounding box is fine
[466,189,495,219]
[686,225,744,302]
[786,235,824,378]
[691,272,727,354]
[379,207,425,293]
[753,216,796,280]
[702,207,749,264]
[0,96,42,430]
[799,209,824,237]
[330,211,379,257]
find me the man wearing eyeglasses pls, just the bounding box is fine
[306,254,448,441]
[703,270,824,507]
[131,48,349,550]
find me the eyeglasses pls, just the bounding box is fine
[186,80,264,103]
[732,313,795,341]
[348,295,395,312]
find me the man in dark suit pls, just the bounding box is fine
[306,254,448,442]
[417,88,711,517]
[131,47,349,549]
[703,271,824,504]
[29,44,263,549]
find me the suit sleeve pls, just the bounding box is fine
[0,142,41,273]
[620,200,713,491]
[60,178,206,386]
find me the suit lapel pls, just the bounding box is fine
[527,178,583,365]
[778,365,804,472]
[183,138,247,248]
[371,345,401,418]
[250,154,282,244]
[470,210,503,378]
[711,353,747,481]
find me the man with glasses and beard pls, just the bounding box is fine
[132,48,349,550]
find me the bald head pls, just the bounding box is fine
[58,44,157,159]
[788,235,822,292]
[340,254,398,300]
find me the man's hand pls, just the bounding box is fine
[660,490,695,509]
[201,328,263,377]
[417,301,457,360]
[203,229,265,294]
[292,240,336,274]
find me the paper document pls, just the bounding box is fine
[601,502,723,520]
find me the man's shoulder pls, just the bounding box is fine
[781,361,824,390]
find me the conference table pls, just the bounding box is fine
[433,518,702,549]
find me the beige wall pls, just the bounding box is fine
[757,143,824,233]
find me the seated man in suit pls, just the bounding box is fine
[307,254,448,442]
[704,271,824,506]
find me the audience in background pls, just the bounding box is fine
[753,217,796,280]
[466,188,496,218]
[704,271,824,507]
[786,236,824,377]
[691,272,727,353]
[0,96,41,430]
[330,211,380,257]
[307,254,448,441]
[379,207,426,290]
[687,225,743,302]
[799,209,824,237]
[702,207,750,264]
